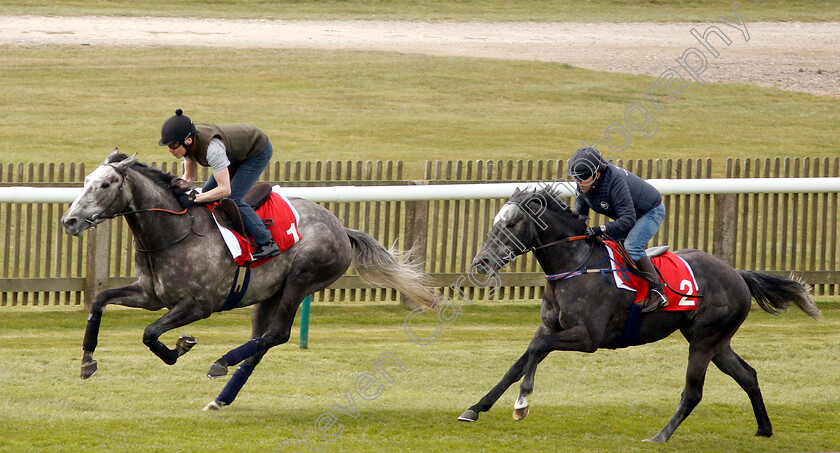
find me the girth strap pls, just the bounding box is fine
[615,303,644,348]
[221,265,251,311]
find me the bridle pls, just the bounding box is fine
[85,163,200,253]
[495,201,599,278]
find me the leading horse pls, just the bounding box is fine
[458,183,822,442]
[61,150,436,410]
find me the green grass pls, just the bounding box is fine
[1,46,838,179]
[1,0,839,22]
[0,302,837,452]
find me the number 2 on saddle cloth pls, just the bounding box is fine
[604,240,700,310]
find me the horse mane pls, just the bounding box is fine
[105,152,188,199]
[509,182,588,234]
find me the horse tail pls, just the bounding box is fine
[738,271,823,320]
[345,228,437,310]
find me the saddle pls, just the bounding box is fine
[645,245,670,258]
[611,239,670,273]
[213,183,274,240]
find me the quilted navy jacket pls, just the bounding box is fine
[572,164,662,240]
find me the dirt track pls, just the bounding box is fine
[0,15,837,97]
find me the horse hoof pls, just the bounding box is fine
[207,360,228,378]
[176,335,198,356]
[512,406,529,421]
[80,360,98,379]
[203,400,223,411]
[643,436,667,443]
[458,409,479,422]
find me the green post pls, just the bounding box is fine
[299,295,311,349]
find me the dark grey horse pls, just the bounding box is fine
[61,150,436,410]
[458,184,822,442]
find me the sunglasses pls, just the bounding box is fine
[571,173,595,182]
[167,142,182,150]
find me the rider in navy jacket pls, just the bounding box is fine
[567,148,668,313]
[572,165,662,240]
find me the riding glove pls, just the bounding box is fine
[585,225,606,240]
[176,189,201,208]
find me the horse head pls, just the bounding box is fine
[61,148,188,236]
[61,149,137,235]
[472,182,586,275]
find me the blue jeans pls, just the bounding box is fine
[624,202,666,262]
[203,143,273,245]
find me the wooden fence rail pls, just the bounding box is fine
[1,157,839,309]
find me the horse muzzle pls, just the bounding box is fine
[61,212,95,236]
[472,256,500,276]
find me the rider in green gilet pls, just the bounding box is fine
[159,109,280,260]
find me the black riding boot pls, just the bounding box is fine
[251,240,280,260]
[634,255,668,313]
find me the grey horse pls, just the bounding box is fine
[61,150,436,410]
[458,184,822,442]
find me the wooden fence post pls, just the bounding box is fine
[712,194,737,266]
[84,221,111,312]
[402,181,429,309]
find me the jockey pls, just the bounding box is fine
[567,147,668,312]
[159,109,280,260]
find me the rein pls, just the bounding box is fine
[86,163,200,253]
[532,234,602,281]
[529,234,586,252]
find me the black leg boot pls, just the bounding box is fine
[634,255,668,313]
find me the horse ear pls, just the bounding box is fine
[513,187,521,195]
[115,153,137,170]
[172,178,191,190]
[104,148,120,164]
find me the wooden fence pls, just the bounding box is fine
[1,157,839,308]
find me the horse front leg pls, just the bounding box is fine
[142,296,211,366]
[513,324,596,421]
[81,283,149,379]
[459,324,554,422]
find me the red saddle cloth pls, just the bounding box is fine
[214,190,302,267]
[603,241,700,311]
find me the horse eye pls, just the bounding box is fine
[507,221,517,229]
[101,182,111,189]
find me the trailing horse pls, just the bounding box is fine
[61,150,436,410]
[458,184,822,442]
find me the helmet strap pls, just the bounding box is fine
[181,136,194,156]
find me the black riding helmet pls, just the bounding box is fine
[566,147,610,180]
[158,109,196,147]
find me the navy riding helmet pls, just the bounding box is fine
[159,109,197,147]
[566,147,610,180]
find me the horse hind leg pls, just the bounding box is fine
[646,345,713,443]
[204,293,298,410]
[712,345,772,437]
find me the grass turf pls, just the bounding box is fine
[0,302,837,452]
[1,46,838,179]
